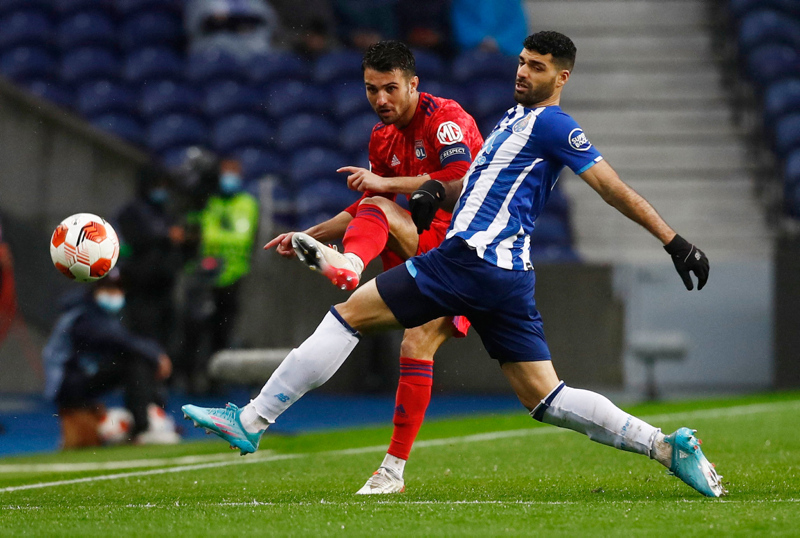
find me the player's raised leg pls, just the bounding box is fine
[501,360,726,497]
[182,279,404,454]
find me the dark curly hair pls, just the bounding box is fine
[523,31,577,72]
[361,40,416,77]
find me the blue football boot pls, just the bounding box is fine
[665,427,727,497]
[181,403,264,456]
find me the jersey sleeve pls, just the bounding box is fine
[427,104,478,180]
[539,111,604,174]
[368,125,393,178]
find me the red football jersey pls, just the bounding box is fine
[350,92,483,227]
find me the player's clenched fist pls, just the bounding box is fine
[264,232,297,258]
[338,166,385,192]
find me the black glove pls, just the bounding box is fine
[409,180,446,234]
[664,234,709,291]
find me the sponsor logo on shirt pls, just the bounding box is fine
[568,128,592,151]
[436,121,464,145]
[415,139,427,160]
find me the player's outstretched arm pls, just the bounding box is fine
[263,212,353,258]
[579,160,709,290]
[409,179,465,234]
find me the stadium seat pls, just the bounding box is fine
[261,80,329,120]
[531,214,572,247]
[61,47,121,85]
[419,81,472,111]
[729,0,800,21]
[231,147,286,181]
[56,11,117,51]
[0,10,53,52]
[248,52,310,85]
[203,81,266,120]
[314,50,364,85]
[91,113,144,146]
[123,46,185,84]
[530,244,581,264]
[212,114,275,155]
[412,49,446,82]
[76,80,138,119]
[479,115,502,138]
[23,79,74,109]
[160,145,197,170]
[471,80,515,120]
[764,78,800,127]
[295,179,361,218]
[119,11,184,52]
[0,1,52,19]
[738,10,800,50]
[451,50,518,84]
[277,114,339,153]
[140,80,202,120]
[54,0,114,17]
[339,113,378,154]
[745,44,800,88]
[187,48,247,85]
[773,113,800,157]
[115,0,183,17]
[785,148,800,198]
[289,147,348,184]
[333,83,372,120]
[147,113,209,154]
[269,182,297,228]
[0,47,57,83]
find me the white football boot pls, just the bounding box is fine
[291,232,361,291]
[355,467,406,495]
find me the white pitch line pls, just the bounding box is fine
[1,398,798,493]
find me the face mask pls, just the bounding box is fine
[148,187,169,205]
[219,172,243,195]
[95,292,126,314]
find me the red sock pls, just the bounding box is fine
[388,357,433,461]
[342,204,389,267]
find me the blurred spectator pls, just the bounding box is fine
[450,0,529,56]
[397,0,452,57]
[41,269,179,448]
[333,0,398,51]
[0,215,15,348]
[115,164,186,351]
[271,0,337,56]
[185,0,280,60]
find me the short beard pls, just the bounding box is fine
[513,79,556,108]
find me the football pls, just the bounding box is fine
[49,213,120,282]
[97,407,134,445]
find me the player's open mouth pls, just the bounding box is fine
[515,83,528,92]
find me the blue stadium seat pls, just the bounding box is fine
[531,214,572,247]
[203,81,266,120]
[479,115,502,137]
[248,52,310,85]
[212,114,275,155]
[232,147,286,180]
[333,83,372,120]
[412,49,446,82]
[764,78,800,127]
[124,46,185,84]
[451,50,518,84]
[289,147,348,184]
[784,148,800,191]
[76,80,138,118]
[739,10,800,50]
[91,113,144,146]
[57,11,117,51]
[471,80,514,120]
[55,0,114,17]
[349,149,370,170]
[295,179,361,219]
[160,145,198,170]
[115,0,182,17]
[270,182,297,228]
[147,114,209,154]
[0,47,57,82]
[24,79,74,109]
[339,112,378,154]
[314,50,363,85]
[261,80,329,120]
[729,0,800,21]
[140,80,202,120]
[0,10,53,52]
[61,47,120,85]
[120,11,184,52]
[187,48,247,85]
[530,244,580,264]
[774,113,800,157]
[745,44,800,87]
[277,114,339,153]
[419,81,472,111]
[0,1,52,19]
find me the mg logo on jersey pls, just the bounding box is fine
[415,139,427,160]
[568,128,592,151]
[436,121,464,145]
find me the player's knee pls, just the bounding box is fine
[400,331,444,360]
[360,196,393,213]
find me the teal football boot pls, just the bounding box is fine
[665,427,727,497]
[181,403,264,455]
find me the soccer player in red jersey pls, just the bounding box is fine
[264,41,483,494]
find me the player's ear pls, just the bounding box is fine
[555,69,570,88]
[409,75,419,93]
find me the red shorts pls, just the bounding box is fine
[379,216,470,338]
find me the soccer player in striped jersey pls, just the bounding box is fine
[184,31,725,498]
[262,41,483,494]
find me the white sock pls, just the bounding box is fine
[381,453,406,478]
[240,402,271,434]
[532,382,659,457]
[251,309,360,423]
[344,253,364,275]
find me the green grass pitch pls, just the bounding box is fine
[1,391,798,536]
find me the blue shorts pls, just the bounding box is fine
[375,237,551,363]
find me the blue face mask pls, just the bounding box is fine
[148,187,169,205]
[219,172,243,195]
[95,292,126,314]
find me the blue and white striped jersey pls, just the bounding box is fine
[446,105,603,270]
